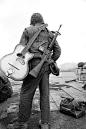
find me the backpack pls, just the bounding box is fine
[60,98,85,118]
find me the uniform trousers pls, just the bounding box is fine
[18,64,50,124]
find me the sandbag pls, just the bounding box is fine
[78,62,85,67]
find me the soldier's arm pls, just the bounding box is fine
[51,40,61,61]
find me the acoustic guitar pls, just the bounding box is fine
[0,24,47,81]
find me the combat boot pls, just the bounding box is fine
[41,123,50,129]
[7,121,29,129]
[38,120,50,129]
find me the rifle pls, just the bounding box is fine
[29,24,62,78]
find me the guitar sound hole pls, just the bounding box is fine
[17,53,25,59]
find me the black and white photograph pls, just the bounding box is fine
[0,0,86,129]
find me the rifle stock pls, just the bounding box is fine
[29,25,62,78]
[29,56,46,77]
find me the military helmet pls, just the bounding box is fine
[30,13,44,25]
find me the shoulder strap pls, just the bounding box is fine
[21,24,48,56]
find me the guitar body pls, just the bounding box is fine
[0,44,34,81]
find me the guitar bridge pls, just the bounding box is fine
[8,63,19,70]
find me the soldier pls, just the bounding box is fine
[7,13,61,129]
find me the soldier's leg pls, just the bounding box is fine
[18,69,46,122]
[7,66,46,129]
[39,71,50,125]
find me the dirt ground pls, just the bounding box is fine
[0,71,86,129]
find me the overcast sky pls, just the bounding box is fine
[0,0,86,66]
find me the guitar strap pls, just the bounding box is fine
[21,24,48,55]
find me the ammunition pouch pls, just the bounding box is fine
[49,62,60,76]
